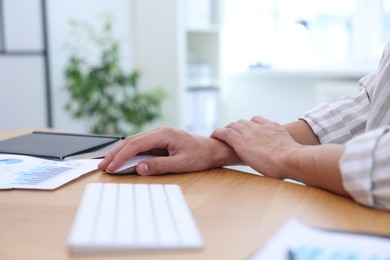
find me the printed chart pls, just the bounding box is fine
[0,154,100,190]
[12,165,72,185]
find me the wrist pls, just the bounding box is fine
[280,144,347,196]
[202,136,242,169]
[279,145,311,181]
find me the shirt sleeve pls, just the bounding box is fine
[299,74,374,144]
[340,125,390,210]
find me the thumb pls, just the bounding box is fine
[136,156,179,175]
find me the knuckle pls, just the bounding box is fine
[216,127,233,137]
[124,136,134,142]
[157,126,175,134]
[226,122,236,128]
[158,126,188,138]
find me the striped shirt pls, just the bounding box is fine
[301,42,390,210]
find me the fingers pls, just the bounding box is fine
[99,130,151,164]
[211,119,253,140]
[98,132,148,171]
[211,122,244,147]
[97,140,128,170]
[98,127,195,175]
[211,125,237,140]
[98,127,173,173]
[211,116,277,148]
[250,116,268,124]
[251,116,283,130]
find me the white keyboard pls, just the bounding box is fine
[67,183,203,254]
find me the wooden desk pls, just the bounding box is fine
[1,131,390,260]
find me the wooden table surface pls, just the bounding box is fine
[1,130,390,260]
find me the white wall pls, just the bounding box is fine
[131,0,184,131]
[220,71,366,126]
[47,0,133,133]
[0,0,46,131]
[0,57,46,130]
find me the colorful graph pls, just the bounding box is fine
[0,154,99,190]
[11,165,72,185]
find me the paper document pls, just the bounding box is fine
[0,154,100,190]
[249,219,390,260]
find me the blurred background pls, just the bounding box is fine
[1,0,389,135]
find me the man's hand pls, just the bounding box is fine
[211,116,300,178]
[98,126,240,175]
[211,116,348,196]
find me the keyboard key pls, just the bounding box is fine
[150,184,178,246]
[116,184,136,246]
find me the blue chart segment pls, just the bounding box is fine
[0,159,23,165]
[12,166,72,185]
[291,245,386,260]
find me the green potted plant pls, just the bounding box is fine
[63,14,166,136]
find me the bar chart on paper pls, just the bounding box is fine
[12,165,72,185]
[0,154,100,190]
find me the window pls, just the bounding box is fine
[384,0,390,43]
[223,0,388,72]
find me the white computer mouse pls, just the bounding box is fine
[107,155,157,175]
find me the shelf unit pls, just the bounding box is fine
[183,0,222,135]
[132,0,223,134]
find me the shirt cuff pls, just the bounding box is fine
[300,103,353,144]
[340,126,390,210]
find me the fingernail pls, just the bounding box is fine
[138,162,149,175]
[105,162,114,173]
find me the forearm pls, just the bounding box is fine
[281,120,349,195]
[211,116,350,196]
[284,120,320,145]
[281,144,349,197]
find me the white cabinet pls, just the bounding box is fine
[131,0,223,134]
[183,0,222,135]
